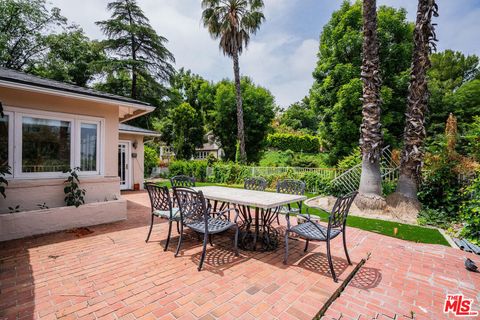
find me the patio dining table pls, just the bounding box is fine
[193,186,307,251]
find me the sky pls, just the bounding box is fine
[49,0,480,108]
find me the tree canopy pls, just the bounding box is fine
[309,0,413,164]
[0,0,66,70]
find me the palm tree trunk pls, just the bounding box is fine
[356,0,385,210]
[232,49,247,163]
[387,0,438,218]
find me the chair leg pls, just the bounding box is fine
[283,230,289,264]
[234,225,239,256]
[176,221,180,234]
[343,231,352,265]
[145,214,154,243]
[326,238,337,282]
[198,233,208,271]
[277,213,280,225]
[304,239,309,253]
[175,224,184,257]
[209,234,213,246]
[164,220,173,251]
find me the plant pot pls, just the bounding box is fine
[133,183,140,191]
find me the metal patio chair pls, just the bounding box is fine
[276,179,306,224]
[284,192,358,282]
[144,183,180,251]
[173,187,240,271]
[244,177,267,191]
[170,175,196,188]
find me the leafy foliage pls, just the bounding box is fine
[210,78,275,162]
[267,133,320,153]
[168,160,208,182]
[63,167,86,207]
[427,50,480,134]
[0,165,11,199]
[337,147,361,170]
[144,144,159,178]
[279,97,318,134]
[170,102,204,160]
[460,174,480,241]
[309,1,413,164]
[0,0,66,70]
[30,27,105,86]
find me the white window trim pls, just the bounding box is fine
[2,111,14,178]
[5,106,105,179]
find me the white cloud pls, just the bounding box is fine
[48,0,480,108]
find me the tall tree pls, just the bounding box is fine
[0,0,66,70]
[356,0,385,210]
[96,0,175,100]
[309,1,413,164]
[169,102,204,160]
[201,0,265,163]
[387,0,438,215]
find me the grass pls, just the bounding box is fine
[155,180,450,246]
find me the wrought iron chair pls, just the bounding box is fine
[170,175,196,188]
[284,192,358,282]
[144,183,180,251]
[173,187,240,271]
[276,179,306,224]
[244,177,267,191]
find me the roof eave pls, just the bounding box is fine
[0,80,155,119]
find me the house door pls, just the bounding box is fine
[118,141,131,190]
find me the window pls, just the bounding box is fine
[80,123,98,172]
[196,151,209,160]
[21,116,71,173]
[4,107,104,179]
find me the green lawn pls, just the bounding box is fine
[154,180,449,246]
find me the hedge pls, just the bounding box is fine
[168,160,208,182]
[267,133,320,153]
[208,162,334,194]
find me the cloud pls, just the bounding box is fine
[48,0,480,108]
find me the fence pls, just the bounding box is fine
[206,166,344,180]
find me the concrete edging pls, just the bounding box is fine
[0,199,127,242]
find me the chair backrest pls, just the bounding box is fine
[276,179,306,195]
[145,183,171,212]
[328,192,357,229]
[170,175,196,188]
[173,187,208,224]
[244,177,267,191]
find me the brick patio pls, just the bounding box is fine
[0,191,479,320]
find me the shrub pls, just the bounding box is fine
[337,147,361,169]
[144,145,159,178]
[208,162,335,195]
[168,160,208,182]
[267,133,320,153]
[460,174,480,242]
[418,208,453,229]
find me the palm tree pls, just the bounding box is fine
[201,0,265,163]
[387,0,438,215]
[356,0,385,210]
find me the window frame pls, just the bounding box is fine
[1,111,14,178]
[5,106,104,179]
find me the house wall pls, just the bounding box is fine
[119,133,145,189]
[0,86,121,214]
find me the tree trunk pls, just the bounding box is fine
[232,49,247,163]
[356,0,385,210]
[128,5,137,100]
[387,0,438,217]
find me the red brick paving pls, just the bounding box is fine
[0,191,479,320]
